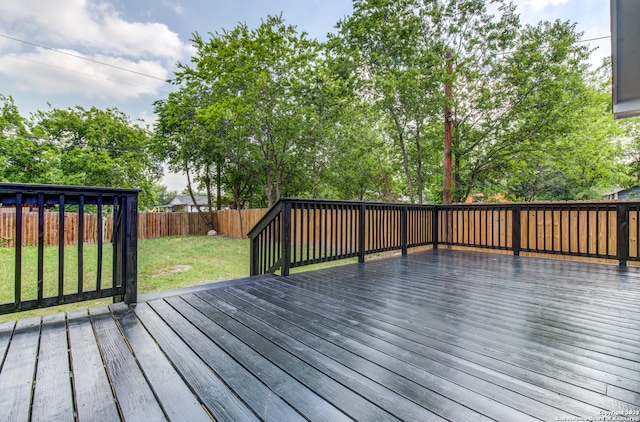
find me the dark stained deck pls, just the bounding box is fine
[1,249,640,421]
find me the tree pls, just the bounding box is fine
[153,86,223,229]
[0,95,59,183]
[502,61,627,201]
[166,15,330,208]
[153,184,178,206]
[31,106,161,208]
[330,0,599,203]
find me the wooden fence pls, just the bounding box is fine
[0,209,268,247]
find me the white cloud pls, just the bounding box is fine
[0,48,167,99]
[0,0,187,60]
[172,3,186,16]
[0,0,187,101]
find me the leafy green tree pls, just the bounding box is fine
[153,85,223,229]
[0,95,59,183]
[503,63,627,201]
[153,184,178,206]
[170,15,330,207]
[330,0,601,203]
[31,106,160,208]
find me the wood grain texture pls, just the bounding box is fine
[0,317,40,422]
[194,289,445,422]
[90,306,166,422]
[67,309,120,421]
[110,302,212,422]
[0,320,16,368]
[149,298,306,422]
[132,302,259,422]
[31,313,74,422]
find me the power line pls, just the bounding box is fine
[0,52,160,93]
[577,35,610,44]
[0,33,168,82]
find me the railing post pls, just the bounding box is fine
[281,201,292,276]
[401,206,408,256]
[617,203,629,267]
[112,196,123,302]
[250,235,259,276]
[124,193,138,304]
[432,206,439,249]
[358,204,366,263]
[512,205,521,256]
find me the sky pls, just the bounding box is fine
[0,0,612,191]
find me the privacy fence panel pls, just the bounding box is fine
[1,209,269,247]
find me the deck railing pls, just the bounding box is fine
[249,199,436,276]
[249,199,639,276]
[0,183,139,314]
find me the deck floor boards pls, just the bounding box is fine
[31,313,74,422]
[1,249,640,421]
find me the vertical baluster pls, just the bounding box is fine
[568,206,573,254]
[37,193,45,307]
[97,196,103,291]
[78,195,84,297]
[358,204,366,263]
[577,206,581,254]
[15,193,23,311]
[543,206,547,252]
[312,204,317,260]
[292,204,297,265]
[58,194,65,304]
[560,206,564,254]
[112,196,120,294]
[123,193,138,304]
[267,223,272,272]
[595,206,600,257]
[633,205,640,258]
[331,204,336,258]
[339,205,344,257]
[532,206,537,251]
[551,206,556,252]
[586,206,591,255]
[498,208,503,248]
[306,203,311,262]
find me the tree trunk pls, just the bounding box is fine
[186,167,214,231]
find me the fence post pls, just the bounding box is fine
[401,206,408,256]
[512,205,521,256]
[358,204,366,263]
[432,207,439,249]
[281,201,292,276]
[124,193,139,304]
[617,203,629,267]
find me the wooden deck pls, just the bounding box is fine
[1,249,640,421]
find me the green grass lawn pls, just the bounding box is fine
[0,236,251,322]
[0,235,362,322]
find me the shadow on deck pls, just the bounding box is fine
[1,249,640,421]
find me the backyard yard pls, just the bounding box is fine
[0,234,359,322]
[0,236,251,322]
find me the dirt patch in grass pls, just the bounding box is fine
[153,264,192,277]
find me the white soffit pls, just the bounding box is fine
[611,0,640,119]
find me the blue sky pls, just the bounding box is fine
[0,0,611,190]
